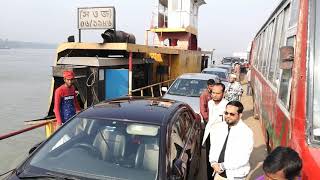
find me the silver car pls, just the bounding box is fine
[210,64,233,73]
[202,67,229,82]
[162,73,219,114]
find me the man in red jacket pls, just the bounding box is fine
[54,70,81,127]
[200,79,215,122]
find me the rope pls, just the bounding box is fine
[0,169,14,177]
[86,69,99,105]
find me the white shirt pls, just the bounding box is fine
[202,99,229,145]
[209,120,253,179]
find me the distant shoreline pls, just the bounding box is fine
[0,39,57,49]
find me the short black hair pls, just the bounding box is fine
[213,82,226,92]
[207,79,215,86]
[263,146,302,179]
[226,101,244,113]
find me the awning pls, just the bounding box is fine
[57,57,154,67]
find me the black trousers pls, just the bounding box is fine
[205,136,213,180]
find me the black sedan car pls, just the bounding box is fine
[6,97,202,180]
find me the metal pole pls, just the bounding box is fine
[128,52,133,95]
[168,55,171,79]
[79,29,81,43]
[0,121,53,140]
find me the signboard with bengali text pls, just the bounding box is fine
[78,7,115,30]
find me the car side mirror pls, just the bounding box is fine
[161,87,168,92]
[279,46,294,69]
[29,141,44,154]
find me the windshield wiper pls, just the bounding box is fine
[18,172,80,180]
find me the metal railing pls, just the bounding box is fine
[130,79,174,97]
[0,119,56,140]
[1,80,176,141]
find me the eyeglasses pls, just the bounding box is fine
[224,111,238,116]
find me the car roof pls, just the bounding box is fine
[77,97,187,126]
[202,67,228,72]
[214,64,232,68]
[177,73,219,80]
[213,65,233,70]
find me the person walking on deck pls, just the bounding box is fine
[233,63,241,82]
[246,67,252,96]
[54,70,81,127]
[200,79,215,122]
[225,74,243,102]
[209,101,253,180]
[203,82,229,180]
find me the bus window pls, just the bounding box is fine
[289,0,299,28]
[278,34,294,109]
[278,69,292,109]
[268,12,284,83]
[269,11,284,85]
[312,0,320,142]
[276,6,291,91]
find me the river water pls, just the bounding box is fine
[0,49,55,174]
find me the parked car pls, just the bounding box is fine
[212,64,233,73]
[5,97,202,180]
[162,73,220,114]
[201,67,229,82]
[221,57,233,65]
[221,57,241,66]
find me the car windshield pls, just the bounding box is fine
[203,71,226,80]
[215,66,231,72]
[222,58,232,63]
[167,78,207,97]
[27,117,160,180]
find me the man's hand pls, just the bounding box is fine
[211,163,223,174]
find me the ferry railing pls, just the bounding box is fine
[0,119,56,140]
[130,79,174,97]
[1,80,175,141]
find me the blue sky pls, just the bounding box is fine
[0,0,280,56]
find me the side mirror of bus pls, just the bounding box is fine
[279,46,294,69]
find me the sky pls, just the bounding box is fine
[0,0,281,57]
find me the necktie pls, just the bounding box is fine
[217,127,231,178]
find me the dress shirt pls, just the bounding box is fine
[209,120,253,179]
[202,99,229,145]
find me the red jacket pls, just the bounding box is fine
[200,90,212,121]
[54,85,81,125]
